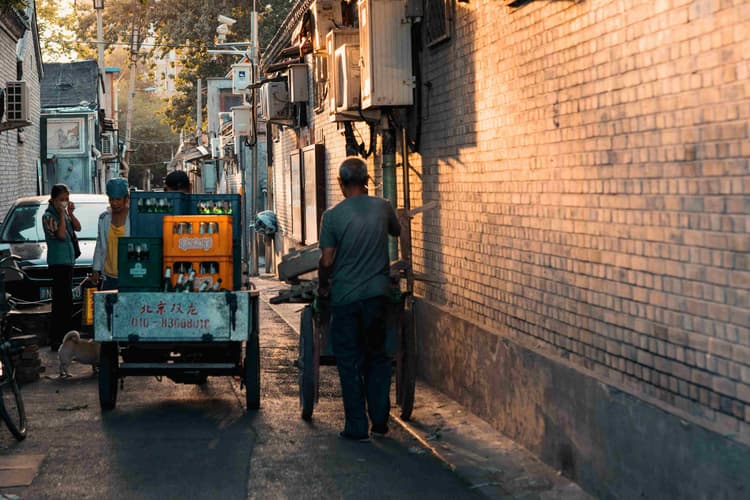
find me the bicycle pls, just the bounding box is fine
[0,252,28,440]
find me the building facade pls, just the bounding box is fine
[0,3,43,218]
[260,0,750,497]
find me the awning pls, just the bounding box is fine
[174,145,210,162]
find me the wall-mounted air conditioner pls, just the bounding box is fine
[334,44,360,112]
[4,81,28,122]
[210,137,221,158]
[358,0,413,108]
[288,64,309,103]
[259,81,293,124]
[231,105,253,137]
[311,0,343,52]
[100,131,115,158]
[326,28,359,118]
[232,63,253,94]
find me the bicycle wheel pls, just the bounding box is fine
[0,350,27,441]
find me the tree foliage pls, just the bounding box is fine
[40,0,293,133]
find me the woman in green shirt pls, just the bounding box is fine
[42,184,81,351]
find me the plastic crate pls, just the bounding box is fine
[187,194,242,243]
[162,215,233,259]
[163,256,233,292]
[129,192,187,238]
[117,237,163,292]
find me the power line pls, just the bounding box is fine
[45,39,222,51]
[130,138,180,145]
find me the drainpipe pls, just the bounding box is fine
[382,126,397,260]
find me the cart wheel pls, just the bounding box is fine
[98,342,118,411]
[396,302,416,420]
[245,333,260,410]
[299,305,317,421]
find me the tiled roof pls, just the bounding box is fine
[41,60,99,110]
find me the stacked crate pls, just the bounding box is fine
[117,237,164,292]
[162,215,234,291]
[187,195,242,290]
[129,192,187,238]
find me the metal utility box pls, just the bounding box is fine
[358,0,414,108]
[232,105,253,137]
[117,237,163,292]
[232,63,253,94]
[288,64,309,103]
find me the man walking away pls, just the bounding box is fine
[318,157,401,441]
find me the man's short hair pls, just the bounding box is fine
[339,157,368,187]
[165,170,191,193]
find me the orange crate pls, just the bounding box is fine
[163,257,233,292]
[162,215,233,259]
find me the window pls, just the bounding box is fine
[425,0,451,47]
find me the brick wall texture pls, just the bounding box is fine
[0,25,41,218]
[267,0,750,439]
[407,0,750,436]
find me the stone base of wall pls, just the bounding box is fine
[416,299,750,499]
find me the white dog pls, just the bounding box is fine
[58,331,101,378]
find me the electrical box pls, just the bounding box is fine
[288,64,309,103]
[231,105,253,137]
[358,0,414,108]
[231,63,253,94]
[259,81,293,124]
[334,44,361,112]
[311,0,343,52]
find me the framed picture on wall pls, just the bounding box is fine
[46,117,85,155]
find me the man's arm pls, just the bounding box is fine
[318,247,336,296]
[387,205,401,237]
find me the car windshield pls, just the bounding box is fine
[1,202,105,242]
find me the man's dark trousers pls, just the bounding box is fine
[330,296,391,437]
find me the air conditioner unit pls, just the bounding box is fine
[288,64,309,103]
[311,0,343,52]
[231,105,253,137]
[100,132,115,157]
[259,81,293,124]
[232,63,253,94]
[4,81,28,122]
[334,44,360,112]
[358,0,413,108]
[326,29,359,117]
[210,137,221,158]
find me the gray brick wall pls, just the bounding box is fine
[409,0,750,437]
[0,26,41,219]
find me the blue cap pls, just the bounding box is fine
[106,178,129,198]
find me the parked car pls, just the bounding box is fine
[0,195,109,324]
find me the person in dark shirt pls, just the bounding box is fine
[318,157,400,441]
[164,170,191,193]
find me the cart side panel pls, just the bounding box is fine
[94,291,257,342]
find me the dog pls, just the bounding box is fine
[58,331,101,378]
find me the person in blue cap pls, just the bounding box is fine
[92,177,130,290]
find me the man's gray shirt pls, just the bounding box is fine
[319,194,400,306]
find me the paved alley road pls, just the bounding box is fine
[0,296,480,499]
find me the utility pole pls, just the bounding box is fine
[93,0,105,73]
[196,78,202,139]
[249,0,259,276]
[123,0,140,181]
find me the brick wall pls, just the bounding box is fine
[409,0,750,440]
[0,25,41,218]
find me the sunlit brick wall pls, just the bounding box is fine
[411,0,750,435]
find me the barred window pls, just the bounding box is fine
[425,0,451,47]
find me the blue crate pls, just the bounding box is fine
[187,194,242,243]
[129,192,187,238]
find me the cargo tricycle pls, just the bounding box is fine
[91,192,260,411]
